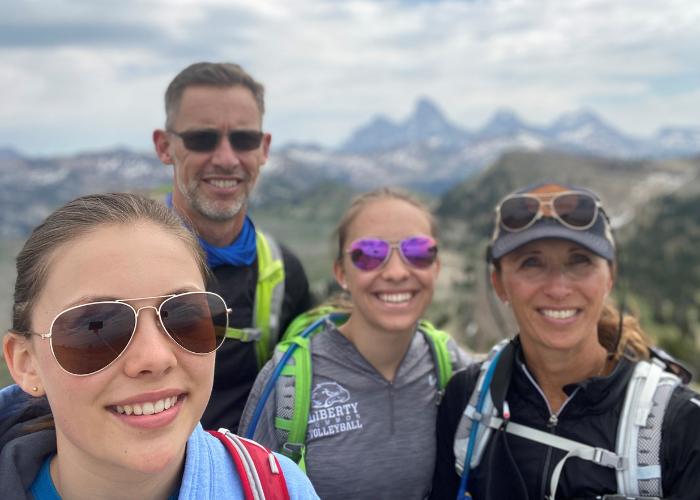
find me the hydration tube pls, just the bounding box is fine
[245,313,344,440]
[457,347,505,499]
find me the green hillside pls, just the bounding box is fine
[622,194,700,369]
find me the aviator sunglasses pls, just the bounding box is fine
[168,129,264,153]
[345,236,438,271]
[25,292,230,376]
[497,191,602,232]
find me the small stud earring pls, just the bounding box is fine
[504,301,510,307]
[342,284,348,290]
[32,387,38,392]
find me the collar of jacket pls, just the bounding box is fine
[509,336,636,419]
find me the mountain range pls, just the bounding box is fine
[2,99,700,239]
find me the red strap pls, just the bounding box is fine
[208,430,290,500]
[208,430,255,500]
[237,437,291,500]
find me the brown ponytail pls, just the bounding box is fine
[598,301,650,361]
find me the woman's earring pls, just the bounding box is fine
[342,284,348,290]
[504,301,510,307]
[32,387,38,392]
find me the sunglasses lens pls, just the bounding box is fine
[51,303,135,375]
[553,193,597,227]
[180,131,220,152]
[500,197,541,230]
[400,237,438,268]
[228,131,263,151]
[160,293,227,354]
[349,239,390,271]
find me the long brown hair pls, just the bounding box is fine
[10,193,210,431]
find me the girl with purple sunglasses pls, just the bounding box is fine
[241,188,475,500]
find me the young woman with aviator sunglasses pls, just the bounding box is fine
[0,194,318,500]
[240,188,475,500]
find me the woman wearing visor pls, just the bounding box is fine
[240,188,474,500]
[1,194,318,500]
[430,184,700,500]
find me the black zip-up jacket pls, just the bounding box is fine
[430,338,700,500]
[201,244,312,433]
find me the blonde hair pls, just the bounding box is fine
[333,187,438,263]
[323,187,438,313]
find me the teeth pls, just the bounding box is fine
[114,396,180,416]
[541,309,577,319]
[208,179,239,188]
[378,292,413,303]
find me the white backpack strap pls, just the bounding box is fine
[218,429,267,500]
[616,358,681,497]
[499,422,628,497]
[453,339,509,475]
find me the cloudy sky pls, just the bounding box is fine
[1,0,699,156]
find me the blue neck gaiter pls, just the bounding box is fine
[166,192,257,269]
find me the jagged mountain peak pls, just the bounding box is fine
[341,97,469,153]
[477,108,532,137]
[412,98,446,122]
[0,147,23,160]
[549,109,608,132]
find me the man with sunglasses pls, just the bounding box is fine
[153,62,312,433]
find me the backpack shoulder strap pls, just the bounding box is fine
[272,335,313,471]
[253,231,286,369]
[271,312,350,470]
[418,320,454,403]
[208,429,290,500]
[616,358,681,497]
[454,339,510,476]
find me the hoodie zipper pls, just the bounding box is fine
[388,380,395,435]
[521,365,581,500]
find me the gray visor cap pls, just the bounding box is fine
[490,186,615,261]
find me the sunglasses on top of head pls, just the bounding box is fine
[345,236,438,271]
[497,191,603,232]
[24,291,230,376]
[168,129,264,153]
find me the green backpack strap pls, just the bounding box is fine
[272,310,349,471]
[273,336,312,471]
[419,319,454,403]
[280,306,341,343]
[252,231,285,369]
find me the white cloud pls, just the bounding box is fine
[0,0,699,154]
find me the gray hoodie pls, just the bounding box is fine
[240,321,475,500]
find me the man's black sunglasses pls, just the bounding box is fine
[168,129,264,152]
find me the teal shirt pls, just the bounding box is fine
[29,454,179,500]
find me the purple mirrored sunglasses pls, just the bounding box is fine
[345,236,438,271]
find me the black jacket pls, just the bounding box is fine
[200,244,312,433]
[430,338,700,500]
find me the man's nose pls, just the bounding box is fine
[211,133,240,168]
